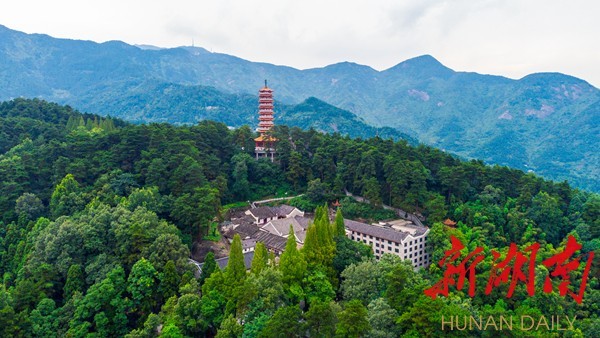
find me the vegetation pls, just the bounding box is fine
[0,99,598,336]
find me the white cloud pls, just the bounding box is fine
[0,0,598,87]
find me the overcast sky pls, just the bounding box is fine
[2,0,599,88]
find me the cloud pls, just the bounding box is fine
[0,0,598,87]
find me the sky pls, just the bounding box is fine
[1,0,599,88]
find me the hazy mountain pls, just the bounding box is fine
[0,24,598,191]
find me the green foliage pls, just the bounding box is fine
[50,174,87,218]
[63,264,85,301]
[261,305,305,338]
[336,299,371,338]
[127,258,159,319]
[279,226,307,300]
[250,242,268,275]
[0,99,597,337]
[200,252,218,285]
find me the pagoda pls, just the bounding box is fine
[254,80,277,161]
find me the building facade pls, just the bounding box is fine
[344,219,431,269]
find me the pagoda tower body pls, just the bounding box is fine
[254,81,277,161]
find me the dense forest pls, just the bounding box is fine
[0,98,598,337]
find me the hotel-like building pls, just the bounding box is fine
[344,219,431,269]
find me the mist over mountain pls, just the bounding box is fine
[0,24,598,191]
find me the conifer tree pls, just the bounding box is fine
[333,208,346,238]
[200,252,218,285]
[302,222,320,267]
[279,225,307,286]
[250,242,268,275]
[224,235,246,287]
[63,264,84,300]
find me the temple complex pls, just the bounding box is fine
[254,81,277,161]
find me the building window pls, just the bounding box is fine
[420,244,423,248]
[375,249,380,254]
[395,248,399,253]
[404,249,407,253]
[388,246,392,251]
[376,243,379,247]
[409,254,412,258]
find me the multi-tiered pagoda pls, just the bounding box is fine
[254,80,277,161]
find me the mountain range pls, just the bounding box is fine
[0,24,598,191]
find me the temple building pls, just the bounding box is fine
[254,81,277,161]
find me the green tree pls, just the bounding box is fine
[305,300,339,338]
[15,192,45,220]
[63,264,85,300]
[250,242,268,275]
[279,225,307,287]
[216,314,243,338]
[367,298,399,338]
[261,305,305,338]
[340,260,385,306]
[49,174,86,218]
[200,252,218,285]
[336,299,370,338]
[159,260,180,302]
[333,208,346,238]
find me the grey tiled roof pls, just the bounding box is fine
[345,219,416,243]
[248,206,276,219]
[254,230,288,252]
[233,223,260,238]
[199,251,255,272]
[271,204,296,217]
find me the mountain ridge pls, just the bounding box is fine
[0,24,598,191]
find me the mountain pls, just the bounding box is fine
[0,24,598,191]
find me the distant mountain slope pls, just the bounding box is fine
[0,25,598,190]
[63,79,414,142]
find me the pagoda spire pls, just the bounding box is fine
[257,81,274,134]
[254,81,277,161]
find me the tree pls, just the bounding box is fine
[336,299,370,338]
[231,153,251,200]
[333,208,346,238]
[171,186,220,237]
[362,177,382,208]
[306,178,328,204]
[305,300,338,338]
[216,314,243,338]
[49,174,86,218]
[63,264,85,300]
[333,237,373,277]
[424,193,447,223]
[127,258,159,319]
[367,298,400,338]
[528,191,564,245]
[340,260,385,306]
[224,235,246,286]
[280,225,307,287]
[173,294,208,336]
[261,305,305,338]
[159,260,180,302]
[200,252,218,285]
[15,192,45,220]
[250,242,268,275]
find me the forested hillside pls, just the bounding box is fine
[0,99,598,337]
[1,25,598,191]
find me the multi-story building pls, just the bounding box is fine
[344,218,431,269]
